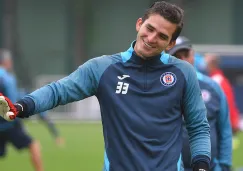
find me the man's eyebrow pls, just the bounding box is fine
[159,33,169,40]
[147,24,154,29]
[147,24,169,40]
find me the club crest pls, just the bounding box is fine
[201,89,211,102]
[160,72,177,86]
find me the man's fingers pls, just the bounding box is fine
[0,95,17,121]
[4,112,15,121]
[0,97,11,113]
[0,97,10,107]
[9,115,16,120]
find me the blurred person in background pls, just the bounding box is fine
[37,111,65,147]
[194,52,207,74]
[18,89,65,147]
[167,36,232,171]
[205,53,241,150]
[0,2,211,170]
[0,49,44,171]
[204,53,240,134]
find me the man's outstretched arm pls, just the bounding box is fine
[0,58,101,120]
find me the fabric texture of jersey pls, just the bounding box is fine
[0,68,18,131]
[182,72,232,170]
[24,42,210,171]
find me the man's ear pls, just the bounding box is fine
[136,18,143,32]
[165,40,176,51]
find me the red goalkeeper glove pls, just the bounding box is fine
[0,93,19,121]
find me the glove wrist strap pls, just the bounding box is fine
[14,97,35,118]
[15,103,24,112]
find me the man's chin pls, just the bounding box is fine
[141,51,159,58]
[136,47,158,58]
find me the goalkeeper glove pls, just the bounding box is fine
[0,93,19,121]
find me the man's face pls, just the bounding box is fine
[3,59,13,72]
[174,49,194,65]
[185,49,195,65]
[204,54,215,73]
[134,14,177,58]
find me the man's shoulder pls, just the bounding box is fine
[0,67,7,75]
[198,72,213,83]
[88,53,122,65]
[167,54,196,76]
[167,54,192,67]
[79,53,123,73]
[198,72,219,88]
[0,68,10,82]
[198,73,224,98]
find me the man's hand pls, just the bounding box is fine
[193,161,209,171]
[0,93,18,121]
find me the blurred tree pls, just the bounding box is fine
[233,0,243,44]
[0,0,3,47]
[3,0,31,88]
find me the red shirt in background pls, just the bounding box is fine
[210,69,240,132]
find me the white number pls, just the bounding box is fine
[122,83,129,94]
[116,82,129,94]
[116,82,123,94]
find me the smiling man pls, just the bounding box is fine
[0,1,210,171]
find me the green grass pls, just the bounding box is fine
[0,122,243,171]
[233,132,243,167]
[0,122,104,171]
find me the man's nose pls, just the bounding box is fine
[147,33,157,43]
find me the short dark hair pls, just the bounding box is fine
[142,1,184,41]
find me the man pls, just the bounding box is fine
[0,2,210,170]
[205,53,240,134]
[0,49,43,171]
[167,36,232,171]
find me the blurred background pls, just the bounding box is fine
[0,0,243,170]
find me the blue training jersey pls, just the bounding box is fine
[0,68,18,131]
[22,42,210,171]
[18,88,48,118]
[182,72,232,168]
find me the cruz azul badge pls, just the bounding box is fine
[160,72,177,87]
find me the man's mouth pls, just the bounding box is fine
[143,40,155,49]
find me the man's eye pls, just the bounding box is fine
[147,27,153,31]
[160,36,165,39]
[160,35,168,40]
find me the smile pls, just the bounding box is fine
[143,40,155,48]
